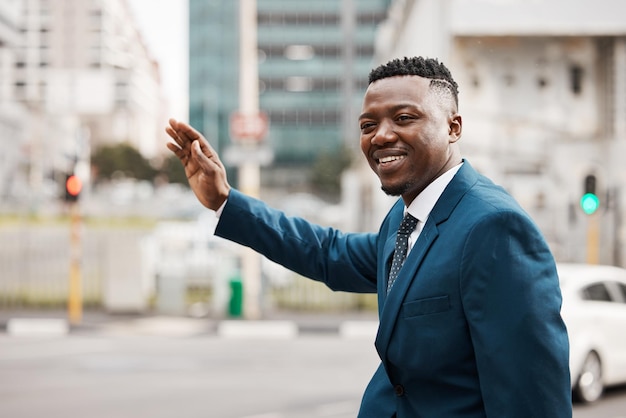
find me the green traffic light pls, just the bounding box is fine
[580,193,599,215]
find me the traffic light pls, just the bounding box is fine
[580,174,599,215]
[65,174,82,202]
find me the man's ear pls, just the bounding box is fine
[448,113,462,143]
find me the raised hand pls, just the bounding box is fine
[165,118,231,210]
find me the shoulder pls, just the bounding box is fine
[454,162,530,218]
[378,198,405,233]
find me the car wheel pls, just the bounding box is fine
[573,351,603,403]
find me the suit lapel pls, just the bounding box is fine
[383,232,396,278]
[375,161,480,360]
[376,220,439,353]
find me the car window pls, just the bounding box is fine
[581,283,613,302]
[617,283,626,303]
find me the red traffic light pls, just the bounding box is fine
[65,175,82,201]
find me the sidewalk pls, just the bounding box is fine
[0,309,379,339]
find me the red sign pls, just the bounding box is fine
[229,111,269,142]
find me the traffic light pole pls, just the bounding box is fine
[586,212,600,265]
[68,202,82,324]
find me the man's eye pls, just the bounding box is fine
[360,122,375,130]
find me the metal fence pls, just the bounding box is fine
[0,220,377,315]
[0,223,145,308]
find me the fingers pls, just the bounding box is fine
[168,118,203,147]
[165,118,203,154]
[165,119,223,170]
[166,141,184,156]
[191,141,208,168]
[165,119,188,150]
[193,139,224,171]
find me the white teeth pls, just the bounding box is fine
[379,155,403,163]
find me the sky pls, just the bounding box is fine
[127,0,189,120]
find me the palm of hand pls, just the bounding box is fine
[166,119,230,211]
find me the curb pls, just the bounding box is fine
[1,316,379,339]
[6,318,70,337]
[217,320,299,339]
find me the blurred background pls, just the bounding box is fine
[0,0,625,320]
[1,0,626,417]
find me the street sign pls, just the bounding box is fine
[224,144,274,166]
[230,111,269,142]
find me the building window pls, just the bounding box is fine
[357,11,387,25]
[284,45,314,61]
[569,64,584,95]
[272,109,340,125]
[15,81,26,97]
[258,12,340,26]
[262,77,343,92]
[537,77,548,89]
[285,76,313,92]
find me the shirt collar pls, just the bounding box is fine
[406,162,463,223]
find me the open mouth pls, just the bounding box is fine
[378,155,406,165]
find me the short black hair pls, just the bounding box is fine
[368,57,459,107]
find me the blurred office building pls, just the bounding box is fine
[0,0,27,201]
[373,0,626,265]
[3,0,166,206]
[188,0,390,200]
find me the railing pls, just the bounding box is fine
[0,220,377,314]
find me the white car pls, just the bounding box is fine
[557,263,626,403]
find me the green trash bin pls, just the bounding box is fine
[228,277,243,317]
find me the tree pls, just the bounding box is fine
[159,154,188,186]
[91,143,156,183]
[310,146,353,199]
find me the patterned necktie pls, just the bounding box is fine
[387,213,419,293]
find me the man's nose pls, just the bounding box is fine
[371,120,398,145]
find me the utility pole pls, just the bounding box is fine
[67,201,82,324]
[236,0,264,319]
[586,213,600,265]
[65,172,83,325]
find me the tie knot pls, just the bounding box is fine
[398,213,418,236]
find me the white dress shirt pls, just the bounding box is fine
[405,162,463,253]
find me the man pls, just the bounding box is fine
[166,56,571,417]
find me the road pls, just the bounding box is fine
[0,332,625,418]
[0,333,378,418]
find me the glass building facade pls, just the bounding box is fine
[189,0,390,189]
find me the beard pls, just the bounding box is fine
[381,179,415,197]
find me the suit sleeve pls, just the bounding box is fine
[460,210,571,417]
[214,189,379,293]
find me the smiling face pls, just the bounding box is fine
[359,75,463,205]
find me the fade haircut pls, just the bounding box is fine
[368,57,459,108]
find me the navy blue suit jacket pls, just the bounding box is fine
[215,161,571,417]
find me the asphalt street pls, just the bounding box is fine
[0,332,379,418]
[0,316,625,418]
